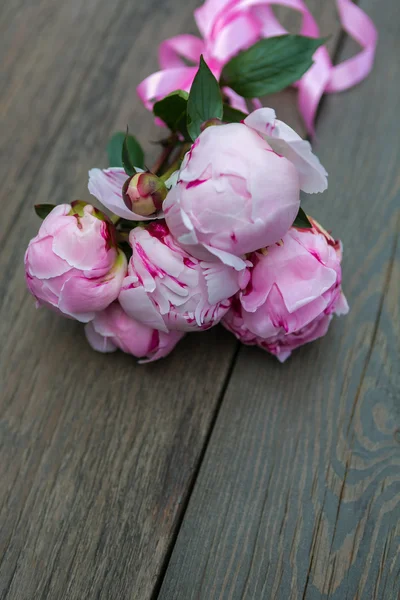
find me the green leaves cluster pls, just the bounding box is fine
[151,57,225,142]
[148,35,323,142]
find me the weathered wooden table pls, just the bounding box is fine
[1,1,399,598]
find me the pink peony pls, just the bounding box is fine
[222,218,349,362]
[118,222,244,332]
[25,202,127,322]
[85,302,184,363]
[164,108,327,270]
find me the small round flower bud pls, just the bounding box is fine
[123,172,168,217]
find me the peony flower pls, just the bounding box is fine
[118,222,244,332]
[25,202,127,322]
[85,302,184,363]
[164,108,327,270]
[222,218,349,362]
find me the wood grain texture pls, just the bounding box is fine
[0,1,238,598]
[158,1,400,598]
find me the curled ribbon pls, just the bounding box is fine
[137,0,377,135]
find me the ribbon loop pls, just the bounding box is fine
[137,0,377,134]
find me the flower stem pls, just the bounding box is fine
[151,134,180,175]
[117,231,129,242]
[151,145,174,175]
[159,144,191,182]
[160,159,181,183]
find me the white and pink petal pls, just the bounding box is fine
[244,108,328,194]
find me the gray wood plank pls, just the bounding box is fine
[0,1,238,599]
[158,1,400,598]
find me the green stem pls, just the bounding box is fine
[151,133,179,175]
[117,231,129,242]
[159,159,181,183]
[159,143,191,183]
[110,214,120,225]
[151,144,174,175]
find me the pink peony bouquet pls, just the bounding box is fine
[24,0,378,363]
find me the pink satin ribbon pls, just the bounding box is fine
[137,0,377,134]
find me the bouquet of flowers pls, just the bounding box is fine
[25,0,377,363]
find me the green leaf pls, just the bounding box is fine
[106,130,144,174]
[107,132,125,168]
[187,55,223,141]
[222,103,247,123]
[107,131,144,169]
[221,35,325,98]
[34,204,56,219]
[121,129,145,176]
[293,207,312,229]
[153,90,190,140]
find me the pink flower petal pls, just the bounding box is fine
[26,235,71,279]
[85,322,117,353]
[140,330,185,363]
[203,261,242,304]
[244,108,328,193]
[204,244,248,271]
[119,284,169,333]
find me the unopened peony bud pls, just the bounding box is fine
[25,203,127,322]
[89,167,164,221]
[222,218,348,362]
[123,172,167,217]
